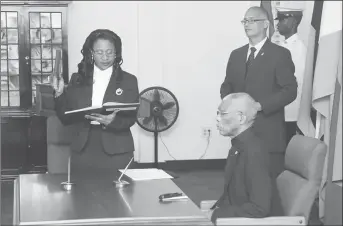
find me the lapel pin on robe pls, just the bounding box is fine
[116,88,123,95]
[234,151,239,155]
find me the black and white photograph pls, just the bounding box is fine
[0,1,341,225]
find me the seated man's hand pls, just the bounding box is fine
[85,109,120,126]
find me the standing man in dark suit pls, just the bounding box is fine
[208,93,272,223]
[220,6,297,179]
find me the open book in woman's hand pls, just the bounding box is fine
[65,102,140,116]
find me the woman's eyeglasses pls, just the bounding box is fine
[93,49,116,57]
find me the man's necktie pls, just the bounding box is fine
[245,47,256,78]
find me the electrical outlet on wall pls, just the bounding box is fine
[202,127,212,138]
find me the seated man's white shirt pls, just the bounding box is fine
[90,65,112,124]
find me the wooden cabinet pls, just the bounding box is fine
[1,117,29,172]
[27,115,47,171]
[1,2,69,176]
[1,116,47,175]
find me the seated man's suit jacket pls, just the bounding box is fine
[211,127,272,222]
[55,67,139,155]
[220,39,297,154]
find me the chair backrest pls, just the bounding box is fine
[277,135,327,223]
[47,115,78,174]
[47,115,78,145]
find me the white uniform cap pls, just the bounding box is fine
[275,1,306,12]
[275,1,305,20]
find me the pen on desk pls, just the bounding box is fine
[118,157,134,182]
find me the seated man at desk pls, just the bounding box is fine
[209,93,272,223]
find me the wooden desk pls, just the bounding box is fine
[13,173,213,225]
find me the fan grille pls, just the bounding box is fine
[136,87,179,133]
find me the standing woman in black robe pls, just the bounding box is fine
[53,29,139,177]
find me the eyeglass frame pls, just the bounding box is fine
[241,18,266,25]
[92,49,116,58]
[217,110,243,117]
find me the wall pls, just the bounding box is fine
[67,1,139,76]
[67,1,251,163]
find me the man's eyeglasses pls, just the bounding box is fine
[217,110,242,117]
[241,19,266,25]
[93,49,116,57]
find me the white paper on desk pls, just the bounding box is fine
[118,168,173,181]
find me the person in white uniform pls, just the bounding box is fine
[275,6,307,144]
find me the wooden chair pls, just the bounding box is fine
[201,135,327,225]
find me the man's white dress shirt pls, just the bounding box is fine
[247,37,268,60]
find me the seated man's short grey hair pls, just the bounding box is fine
[223,93,258,123]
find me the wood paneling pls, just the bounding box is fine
[1,117,29,171]
[1,116,47,174]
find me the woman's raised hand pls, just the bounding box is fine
[52,74,65,97]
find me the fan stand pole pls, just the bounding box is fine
[154,131,159,169]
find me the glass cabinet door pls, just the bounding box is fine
[1,6,68,110]
[28,11,64,104]
[1,11,21,107]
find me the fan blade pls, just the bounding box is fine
[158,115,168,127]
[140,97,151,103]
[153,89,160,102]
[162,102,175,110]
[143,115,153,125]
[138,97,151,118]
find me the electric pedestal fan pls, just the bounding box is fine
[136,86,179,169]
